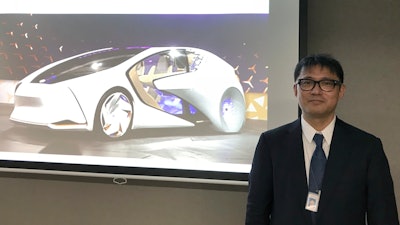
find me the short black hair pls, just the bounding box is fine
[294,54,344,83]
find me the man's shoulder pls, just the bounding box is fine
[335,118,380,140]
[261,119,300,137]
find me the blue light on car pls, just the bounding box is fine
[39,74,57,83]
[189,104,197,114]
[157,91,183,114]
[221,98,233,115]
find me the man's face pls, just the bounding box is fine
[293,65,346,121]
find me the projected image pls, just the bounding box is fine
[10,46,246,138]
[0,5,299,180]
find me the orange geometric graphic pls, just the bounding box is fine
[245,92,268,120]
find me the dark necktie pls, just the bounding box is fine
[309,133,326,224]
[309,133,326,192]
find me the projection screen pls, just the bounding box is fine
[0,0,304,184]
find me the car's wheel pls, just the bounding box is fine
[217,88,246,133]
[95,90,133,139]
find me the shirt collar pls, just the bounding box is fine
[301,115,335,145]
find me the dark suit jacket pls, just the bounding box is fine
[245,118,399,225]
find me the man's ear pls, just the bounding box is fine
[339,84,346,99]
[293,84,298,97]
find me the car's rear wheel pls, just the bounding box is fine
[217,88,246,133]
[95,90,133,139]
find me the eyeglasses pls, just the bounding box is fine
[296,79,342,92]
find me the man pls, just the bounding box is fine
[245,54,399,225]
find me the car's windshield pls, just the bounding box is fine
[32,48,146,84]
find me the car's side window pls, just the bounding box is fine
[141,54,160,76]
[140,53,173,76]
[135,61,145,76]
[169,49,188,73]
[137,53,171,86]
[187,51,202,72]
[153,54,173,74]
[138,49,201,81]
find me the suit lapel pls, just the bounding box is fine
[287,119,309,193]
[285,120,311,222]
[318,119,354,213]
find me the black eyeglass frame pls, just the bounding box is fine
[296,78,342,92]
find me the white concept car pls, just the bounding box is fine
[10,46,246,138]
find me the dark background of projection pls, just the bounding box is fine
[0,14,271,93]
[0,13,293,181]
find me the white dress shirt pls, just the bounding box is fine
[301,115,336,184]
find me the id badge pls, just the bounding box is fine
[305,191,320,212]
